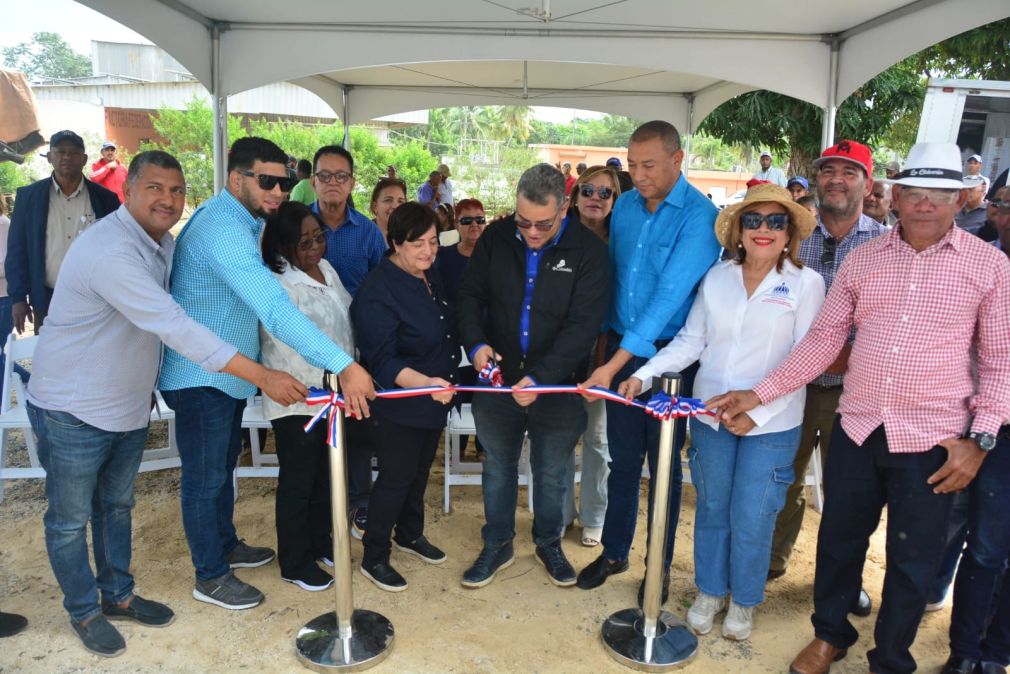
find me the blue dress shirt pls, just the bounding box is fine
[607,174,720,358]
[310,201,386,297]
[159,190,354,399]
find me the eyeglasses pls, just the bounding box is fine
[314,170,353,185]
[820,236,838,267]
[515,206,564,232]
[297,232,326,251]
[579,184,614,200]
[900,187,960,206]
[740,212,789,231]
[458,216,487,226]
[992,200,1010,211]
[239,170,297,192]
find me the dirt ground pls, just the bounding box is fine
[0,426,952,674]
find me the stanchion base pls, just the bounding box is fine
[295,609,394,672]
[601,608,697,671]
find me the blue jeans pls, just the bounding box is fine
[688,420,800,606]
[563,398,610,529]
[28,402,148,623]
[472,390,586,548]
[600,337,692,566]
[161,387,246,581]
[948,427,1010,660]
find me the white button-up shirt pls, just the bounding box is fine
[634,258,825,434]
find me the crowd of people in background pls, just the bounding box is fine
[1,120,1010,674]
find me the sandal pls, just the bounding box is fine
[581,527,602,547]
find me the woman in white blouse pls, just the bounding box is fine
[617,183,824,641]
[260,201,355,593]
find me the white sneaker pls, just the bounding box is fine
[925,588,951,612]
[722,601,753,641]
[686,592,725,635]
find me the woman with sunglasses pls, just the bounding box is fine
[259,201,354,592]
[369,177,407,237]
[616,183,824,641]
[351,202,459,592]
[563,166,620,547]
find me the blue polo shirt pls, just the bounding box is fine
[311,201,387,296]
[607,174,720,358]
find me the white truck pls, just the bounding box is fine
[916,78,1010,187]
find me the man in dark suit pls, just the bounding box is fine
[5,130,119,333]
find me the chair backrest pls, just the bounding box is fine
[2,333,37,414]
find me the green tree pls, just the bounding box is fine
[914,18,1010,80]
[2,32,92,80]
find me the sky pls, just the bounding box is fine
[1,0,602,124]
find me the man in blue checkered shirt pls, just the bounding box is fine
[159,138,376,611]
[767,141,886,596]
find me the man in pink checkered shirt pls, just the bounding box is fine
[710,142,1010,674]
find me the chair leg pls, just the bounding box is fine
[811,444,824,514]
[0,428,7,503]
[444,433,451,514]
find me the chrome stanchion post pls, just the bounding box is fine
[296,373,394,672]
[601,372,697,671]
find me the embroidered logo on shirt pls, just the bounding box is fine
[551,259,573,273]
[772,282,790,296]
[761,282,795,308]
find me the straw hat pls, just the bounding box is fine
[714,183,816,249]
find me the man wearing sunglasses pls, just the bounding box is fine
[711,142,1010,674]
[576,120,720,606]
[768,141,885,604]
[456,163,610,589]
[159,137,375,612]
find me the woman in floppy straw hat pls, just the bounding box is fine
[615,183,824,641]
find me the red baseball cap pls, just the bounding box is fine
[813,140,873,176]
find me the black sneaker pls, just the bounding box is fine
[461,543,515,588]
[102,595,175,627]
[852,588,872,617]
[360,560,407,592]
[577,554,630,590]
[193,571,264,610]
[282,566,334,592]
[0,611,27,638]
[535,543,577,587]
[351,508,368,541]
[226,540,275,568]
[71,615,125,657]
[767,567,786,581]
[395,535,447,564]
[637,570,671,608]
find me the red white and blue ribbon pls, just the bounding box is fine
[304,383,714,444]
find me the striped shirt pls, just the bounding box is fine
[159,189,354,399]
[798,214,887,387]
[754,224,1010,453]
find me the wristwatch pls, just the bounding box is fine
[968,431,997,452]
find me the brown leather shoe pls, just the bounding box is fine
[788,638,847,674]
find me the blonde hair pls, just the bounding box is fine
[570,165,621,212]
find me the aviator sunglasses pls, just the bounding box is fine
[239,170,297,192]
[579,184,614,200]
[740,212,790,231]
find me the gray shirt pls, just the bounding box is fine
[28,204,237,432]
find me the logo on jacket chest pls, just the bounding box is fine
[550,258,573,273]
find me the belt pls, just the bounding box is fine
[808,383,843,392]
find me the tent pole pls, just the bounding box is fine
[683,94,694,177]
[342,86,351,150]
[211,24,228,193]
[821,39,840,151]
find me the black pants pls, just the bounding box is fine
[361,417,441,567]
[812,419,953,674]
[271,415,332,577]
[345,417,375,511]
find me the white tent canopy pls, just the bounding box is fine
[79,0,1010,188]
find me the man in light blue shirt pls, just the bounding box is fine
[27,151,305,656]
[577,121,721,605]
[159,138,375,611]
[754,151,788,187]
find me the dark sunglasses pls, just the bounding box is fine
[458,216,487,226]
[740,212,789,231]
[314,170,353,185]
[579,184,614,200]
[297,232,326,251]
[239,170,297,192]
[820,236,838,267]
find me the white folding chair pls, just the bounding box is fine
[0,332,42,500]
